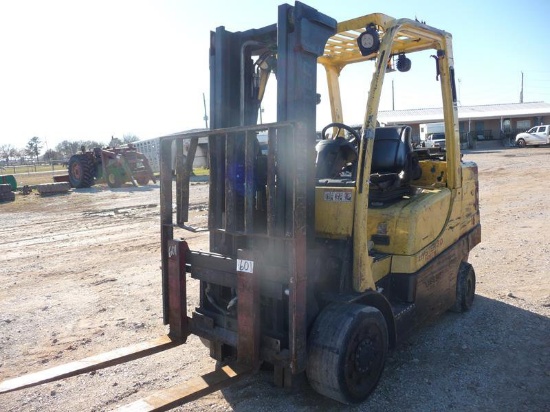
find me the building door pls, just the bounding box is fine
[475,121,485,140]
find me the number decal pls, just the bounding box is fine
[237,259,254,274]
[323,190,353,202]
[168,243,177,258]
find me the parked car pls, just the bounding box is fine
[515,125,550,147]
[424,132,446,149]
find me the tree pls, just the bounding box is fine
[123,134,139,144]
[43,149,60,162]
[0,144,17,166]
[26,136,43,163]
[55,140,106,157]
[56,140,82,158]
[81,140,104,150]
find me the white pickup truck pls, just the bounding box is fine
[515,125,550,147]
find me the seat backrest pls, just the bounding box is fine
[371,126,413,174]
[315,137,357,179]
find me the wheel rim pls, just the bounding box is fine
[71,163,82,180]
[344,322,385,399]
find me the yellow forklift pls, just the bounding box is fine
[160,1,481,404]
[1,2,480,407]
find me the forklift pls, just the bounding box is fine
[160,0,481,404]
[1,1,480,407]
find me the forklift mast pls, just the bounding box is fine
[160,1,337,376]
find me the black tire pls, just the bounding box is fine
[0,190,15,202]
[516,138,526,148]
[0,184,12,194]
[451,262,476,313]
[106,168,124,188]
[306,303,388,404]
[68,155,95,188]
[135,174,150,186]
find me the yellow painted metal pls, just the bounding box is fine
[389,162,480,273]
[324,64,344,125]
[415,160,448,187]
[316,15,465,293]
[371,255,391,283]
[351,22,400,292]
[315,161,480,278]
[315,187,355,238]
[319,14,442,68]
[367,187,451,256]
[438,33,462,189]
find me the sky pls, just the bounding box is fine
[1,0,549,151]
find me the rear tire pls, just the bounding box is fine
[68,155,95,188]
[516,138,526,148]
[451,262,476,313]
[306,303,388,404]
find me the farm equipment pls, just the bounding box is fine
[68,144,156,188]
[36,182,71,196]
[0,183,15,202]
[1,1,481,409]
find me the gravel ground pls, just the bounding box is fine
[0,145,549,411]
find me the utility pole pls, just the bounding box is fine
[392,79,395,111]
[520,71,524,103]
[458,78,462,106]
[202,93,209,128]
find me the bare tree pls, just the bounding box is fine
[56,140,82,158]
[0,144,17,166]
[55,140,106,157]
[123,134,140,144]
[43,149,60,162]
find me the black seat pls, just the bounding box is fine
[315,137,357,179]
[369,126,422,204]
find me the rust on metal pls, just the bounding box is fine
[288,122,309,374]
[236,249,260,369]
[0,336,179,394]
[266,127,277,236]
[225,131,237,233]
[113,363,251,412]
[176,136,198,225]
[167,239,190,340]
[160,137,175,324]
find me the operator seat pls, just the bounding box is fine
[315,137,358,179]
[369,125,422,204]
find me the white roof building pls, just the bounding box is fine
[378,101,550,124]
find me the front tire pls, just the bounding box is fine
[516,138,526,148]
[106,168,124,188]
[451,262,476,313]
[307,303,388,404]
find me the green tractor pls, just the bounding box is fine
[68,145,156,188]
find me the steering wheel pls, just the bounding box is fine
[321,122,360,145]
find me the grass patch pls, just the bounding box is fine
[193,167,210,176]
[10,171,68,187]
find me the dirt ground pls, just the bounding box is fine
[1,144,549,411]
